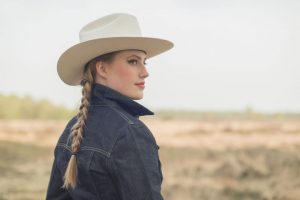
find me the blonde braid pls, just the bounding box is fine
[63,61,96,189]
[62,51,116,189]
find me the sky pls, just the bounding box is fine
[0,0,299,113]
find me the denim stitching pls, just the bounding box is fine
[81,146,110,158]
[108,106,134,124]
[91,104,134,124]
[57,143,71,152]
[89,152,103,199]
[89,104,110,107]
[57,143,110,157]
[128,125,154,199]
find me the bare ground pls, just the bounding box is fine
[0,117,300,200]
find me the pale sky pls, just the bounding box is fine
[0,0,299,113]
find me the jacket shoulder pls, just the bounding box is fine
[80,105,138,157]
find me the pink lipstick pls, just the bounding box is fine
[135,81,145,89]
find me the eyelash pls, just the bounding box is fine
[127,59,147,65]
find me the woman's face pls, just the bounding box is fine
[95,50,149,100]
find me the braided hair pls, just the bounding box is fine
[62,51,116,189]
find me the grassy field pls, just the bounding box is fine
[0,141,52,200]
[0,116,300,200]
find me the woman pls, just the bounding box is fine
[46,13,173,199]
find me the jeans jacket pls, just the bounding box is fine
[46,83,164,200]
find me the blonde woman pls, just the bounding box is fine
[46,13,173,199]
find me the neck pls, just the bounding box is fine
[95,77,108,86]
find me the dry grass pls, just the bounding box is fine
[0,117,300,200]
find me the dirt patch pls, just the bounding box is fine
[1,118,300,200]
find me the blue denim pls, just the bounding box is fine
[46,83,164,200]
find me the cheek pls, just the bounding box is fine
[109,66,136,86]
[116,67,133,78]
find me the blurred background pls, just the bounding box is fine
[0,0,300,199]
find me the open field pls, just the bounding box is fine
[0,116,300,200]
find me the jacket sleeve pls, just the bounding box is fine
[108,125,164,200]
[46,158,73,200]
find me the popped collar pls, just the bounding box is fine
[91,83,154,117]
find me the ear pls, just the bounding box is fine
[95,61,108,79]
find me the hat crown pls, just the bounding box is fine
[79,13,142,42]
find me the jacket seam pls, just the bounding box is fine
[108,106,134,124]
[57,143,110,158]
[89,104,110,107]
[128,125,155,199]
[89,152,102,200]
[105,156,120,198]
[90,103,135,125]
[57,143,71,152]
[81,146,111,157]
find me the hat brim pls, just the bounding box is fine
[57,37,173,86]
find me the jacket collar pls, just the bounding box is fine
[91,83,154,117]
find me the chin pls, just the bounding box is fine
[130,93,143,100]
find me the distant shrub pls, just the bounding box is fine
[155,109,300,120]
[0,94,75,119]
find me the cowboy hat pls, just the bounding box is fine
[57,13,174,86]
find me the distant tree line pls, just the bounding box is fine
[155,109,300,120]
[0,94,299,120]
[0,94,76,119]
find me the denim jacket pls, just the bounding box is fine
[46,83,164,200]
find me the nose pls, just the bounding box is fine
[140,65,149,79]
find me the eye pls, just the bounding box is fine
[127,59,138,65]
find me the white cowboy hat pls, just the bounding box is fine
[57,13,174,86]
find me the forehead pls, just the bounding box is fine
[115,50,147,59]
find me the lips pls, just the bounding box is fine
[135,81,145,88]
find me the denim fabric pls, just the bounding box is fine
[46,83,164,200]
